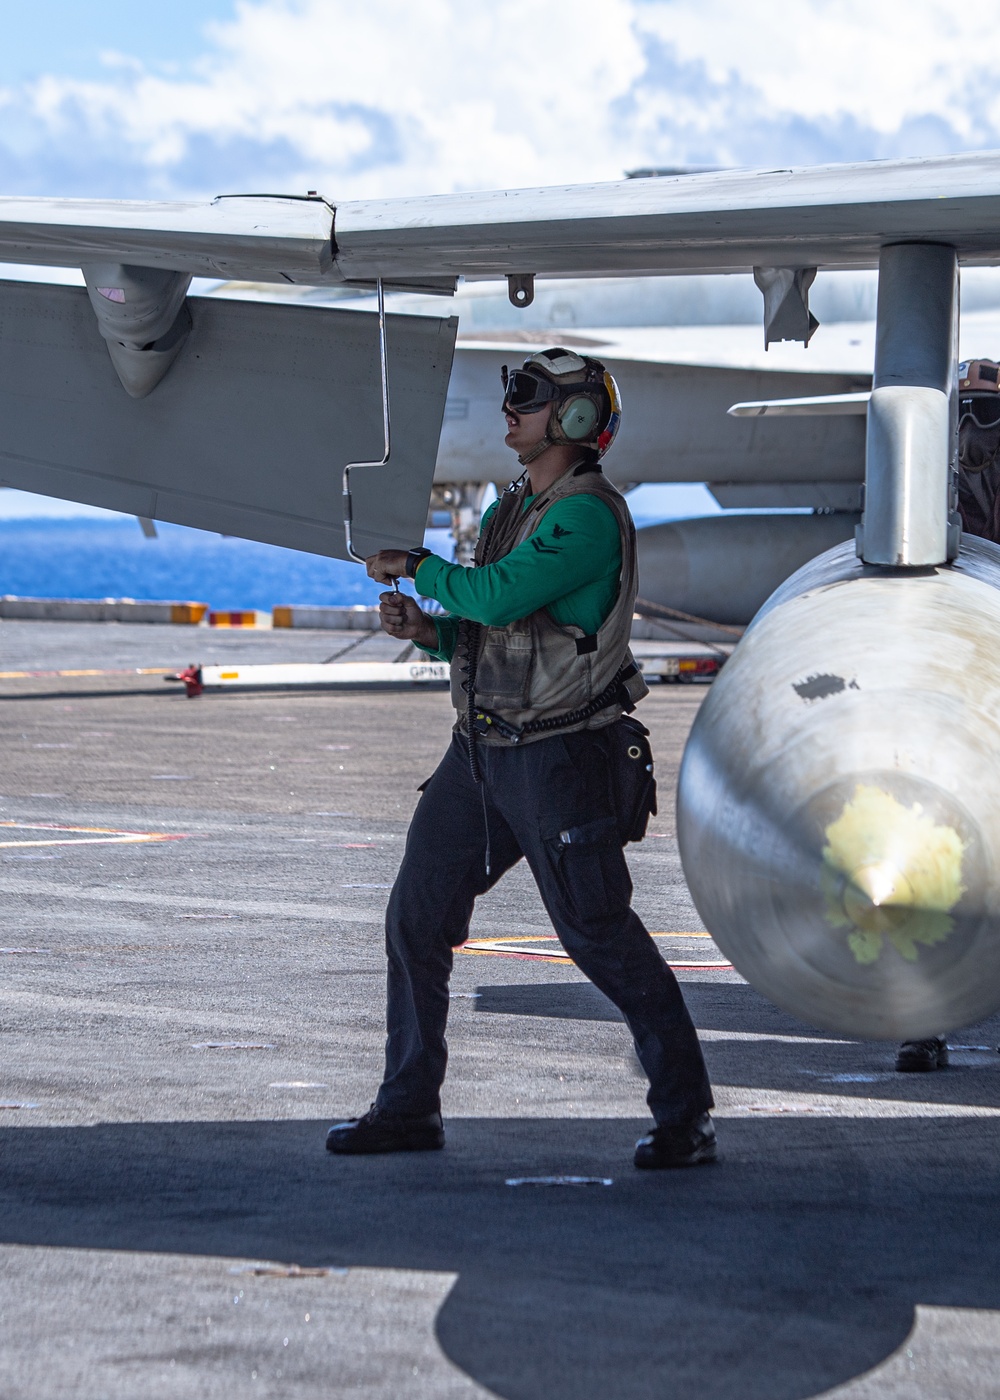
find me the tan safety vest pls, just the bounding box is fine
[450,461,647,744]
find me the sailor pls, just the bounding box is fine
[326,348,716,1167]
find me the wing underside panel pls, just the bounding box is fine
[0,280,457,559]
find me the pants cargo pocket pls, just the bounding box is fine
[543,815,627,929]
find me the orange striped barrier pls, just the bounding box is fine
[208,610,272,629]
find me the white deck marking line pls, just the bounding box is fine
[697,1029,847,1045]
[0,877,381,923]
[0,821,175,834]
[713,1093,1000,1118]
[506,1176,613,1187]
[0,821,187,848]
[0,836,173,848]
[0,987,296,1036]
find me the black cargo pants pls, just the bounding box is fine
[374,727,713,1127]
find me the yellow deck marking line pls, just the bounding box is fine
[0,821,186,848]
[462,932,731,968]
[0,668,171,679]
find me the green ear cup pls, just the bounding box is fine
[558,395,600,440]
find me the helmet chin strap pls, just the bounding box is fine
[517,434,553,466]
[517,403,560,465]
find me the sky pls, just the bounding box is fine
[1,0,997,520]
[1,0,997,203]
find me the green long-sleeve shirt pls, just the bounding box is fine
[413,492,622,663]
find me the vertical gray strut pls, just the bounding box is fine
[343,278,391,562]
[859,242,960,567]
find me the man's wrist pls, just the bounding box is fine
[405,547,432,579]
[414,613,441,652]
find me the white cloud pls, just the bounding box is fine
[646,0,997,137]
[0,0,996,201]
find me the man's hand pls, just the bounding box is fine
[379,591,439,650]
[366,550,410,585]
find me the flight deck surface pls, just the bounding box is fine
[1,619,999,1399]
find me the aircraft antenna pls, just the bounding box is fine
[343,277,391,562]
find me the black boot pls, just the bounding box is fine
[895,1038,949,1072]
[634,1111,717,1169]
[326,1105,445,1155]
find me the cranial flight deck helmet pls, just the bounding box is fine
[501,347,622,465]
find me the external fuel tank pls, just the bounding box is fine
[677,536,1000,1039]
[636,513,859,625]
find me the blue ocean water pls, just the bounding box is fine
[0,485,717,608]
[0,518,391,610]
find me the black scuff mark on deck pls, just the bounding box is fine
[793,673,859,701]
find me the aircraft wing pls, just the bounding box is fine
[0,194,338,283]
[454,322,878,375]
[334,151,1000,280]
[441,330,870,501]
[0,278,457,559]
[4,151,1000,286]
[4,149,1000,556]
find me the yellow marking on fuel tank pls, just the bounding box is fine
[820,784,965,964]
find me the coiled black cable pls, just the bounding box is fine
[517,661,634,737]
[464,618,484,783]
[461,484,512,785]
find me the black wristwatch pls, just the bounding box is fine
[404,547,432,578]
